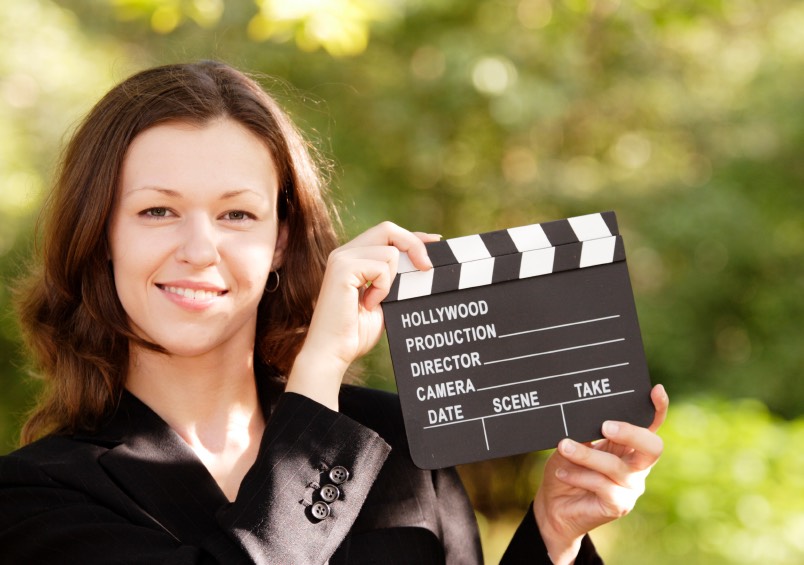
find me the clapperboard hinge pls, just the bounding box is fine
[384,211,626,303]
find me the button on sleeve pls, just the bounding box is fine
[320,484,340,503]
[329,466,350,485]
[311,501,331,520]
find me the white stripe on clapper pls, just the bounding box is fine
[507,223,552,252]
[458,257,495,289]
[447,234,492,263]
[579,236,617,268]
[568,213,612,241]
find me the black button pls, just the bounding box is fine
[329,466,350,484]
[311,501,331,520]
[320,484,340,502]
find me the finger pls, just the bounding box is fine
[648,384,669,433]
[557,438,635,488]
[362,263,396,310]
[324,247,400,309]
[600,421,664,471]
[328,245,400,282]
[412,231,442,243]
[554,461,640,518]
[342,222,434,271]
[340,257,395,311]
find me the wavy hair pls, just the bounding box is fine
[16,61,339,444]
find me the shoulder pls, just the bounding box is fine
[0,435,114,535]
[1,434,109,488]
[338,385,407,449]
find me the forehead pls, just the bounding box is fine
[119,118,278,197]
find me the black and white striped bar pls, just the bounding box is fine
[386,212,625,302]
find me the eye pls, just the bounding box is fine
[222,210,255,221]
[140,207,173,218]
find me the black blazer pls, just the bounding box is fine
[0,383,601,564]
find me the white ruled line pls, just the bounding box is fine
[484,338,625,365]
[560,405,568,436]
[497,315,621,339]
[482,419,490,450]
[476,362,630,392]
[423,389,636,430]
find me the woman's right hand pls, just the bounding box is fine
[285,222,439,410]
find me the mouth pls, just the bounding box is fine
[156,284,228,301]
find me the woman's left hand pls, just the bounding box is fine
[533,384,669,564]
[287,222,438,410]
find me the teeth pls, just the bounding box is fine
[163,286,223,300]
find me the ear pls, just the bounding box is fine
[271,222,289,270]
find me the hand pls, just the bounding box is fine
[533,384,669,564]
[286,222,438,410]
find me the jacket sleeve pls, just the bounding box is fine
[0,392,390,565]
[217,392,391,564]
[500,507,603,564]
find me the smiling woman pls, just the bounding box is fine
[109,119,284,363]
[0,61,667,565]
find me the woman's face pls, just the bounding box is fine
[108,118,286,359]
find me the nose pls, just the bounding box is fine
[176,215,221,267]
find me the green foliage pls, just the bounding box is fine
[0,0,131,452]
[593,397,804,564]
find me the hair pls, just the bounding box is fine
[16,61,340,445]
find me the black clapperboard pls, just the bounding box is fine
[381,211,654,469]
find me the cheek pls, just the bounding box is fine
[108,230,164,310]
[232,239,278,289]
[109,254,145,320]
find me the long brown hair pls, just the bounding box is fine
[16,61,340,444]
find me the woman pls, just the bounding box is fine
[0,61,667,564]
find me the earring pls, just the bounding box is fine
[265,270,280,293]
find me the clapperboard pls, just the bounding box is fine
[381,211,654,469]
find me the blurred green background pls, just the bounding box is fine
[1,0,802,563]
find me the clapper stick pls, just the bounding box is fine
[381,211,654,470]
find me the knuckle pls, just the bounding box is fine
[625,475,646,496]
[378,220,399,232]
[615,504,632,518]
[606,496,635,519]
[327,248,343,265]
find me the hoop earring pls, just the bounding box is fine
[265,270,281,293]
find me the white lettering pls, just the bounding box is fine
[492,390,540,413]
[399,300,490,328]
[415,379,476,401]
[410,352,482,377]
[403,324,497,352]
[427,405,464,424]
[573,378,611,398]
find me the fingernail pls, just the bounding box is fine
[556,467,568,479]
[603,421,619,436]
[561,439,575,455]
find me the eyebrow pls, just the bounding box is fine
[123,187,266,200]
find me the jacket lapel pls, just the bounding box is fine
[94,391,230,545]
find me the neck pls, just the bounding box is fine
[127,347,260,430]
[125,346,266,501]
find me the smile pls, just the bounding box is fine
[157,285,227,301]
